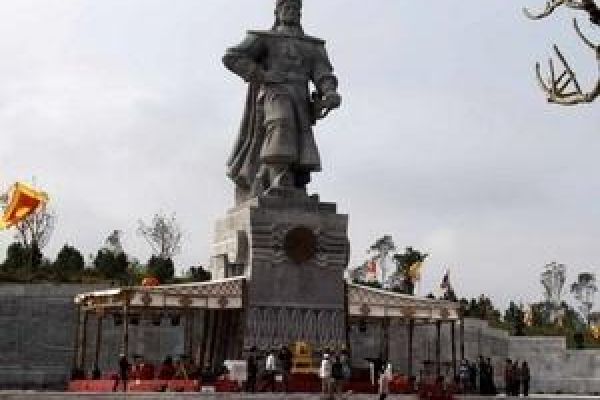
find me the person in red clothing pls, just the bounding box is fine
[140,359,155,380]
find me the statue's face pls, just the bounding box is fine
[277,2,301,26]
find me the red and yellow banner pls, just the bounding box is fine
[0,182,49,229]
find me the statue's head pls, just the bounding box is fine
[274,0,302,29]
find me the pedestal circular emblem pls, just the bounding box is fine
[284,226,317,264]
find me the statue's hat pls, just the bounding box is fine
[276,0,302,8]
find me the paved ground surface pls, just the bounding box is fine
[0,393,600,400]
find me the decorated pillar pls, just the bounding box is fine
[210,310,222,369]
[78,309,89,371]
[451,320,456,378]
[380,317,390,362]
[197,309,210,368]
[459,317,465,361]
[435,320,441,376]
[72,305,81,373]
[94,312,103,369]
[407,319,414,377]
[123,305,129,358]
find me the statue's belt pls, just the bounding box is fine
[263,71,309,83]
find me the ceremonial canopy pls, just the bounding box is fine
[347,282,460,321]
[74,277,245,311]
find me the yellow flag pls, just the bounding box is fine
[0,182,49,229]
[407,261,423,281]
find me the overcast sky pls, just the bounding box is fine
[1,0,599,309]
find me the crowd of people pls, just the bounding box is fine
[105,350,532,396]
[504,359,531,397]
[457,356,531,396]
[317,351,353,399]
[115,353,224,391]
[245,346,352,397]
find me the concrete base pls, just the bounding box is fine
[210,190,350,350]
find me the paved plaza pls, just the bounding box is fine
[1,393,600,400]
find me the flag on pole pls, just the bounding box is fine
[440,269,450,289]
[433,269,451,298]
[0,182,49,229]
[366,258,378,282]
[407,261,424,282]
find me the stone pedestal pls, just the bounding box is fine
[210,189,349,350]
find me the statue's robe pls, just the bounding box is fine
[223,29,336,193]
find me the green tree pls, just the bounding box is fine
[147,255,175,284]
[53,244,84,275]
[1,241,42,273]
[504,301,526,336]
[529,302,550,327]
[93,249,128,281]
[2,242,28,271]
[391,246,428,295]
[460,295,501,323]
[186,266,211,282]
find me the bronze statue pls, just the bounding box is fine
[223,0,341,202]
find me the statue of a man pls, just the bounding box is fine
[223,0,341,202]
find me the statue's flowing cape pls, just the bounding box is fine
[226,83,263,189]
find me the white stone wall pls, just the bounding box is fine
[0,283,185,388]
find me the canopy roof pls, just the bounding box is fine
[347,282,460,321]
[75,277,245,311]
[74,278,459,321]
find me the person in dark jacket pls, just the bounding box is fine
[504,359,513,396]
[521,361,531,396]
[278,345,293,392]
[118,354,130,392]
[246,347,258,392]
[511,360,520,396]
[331,354,345,396]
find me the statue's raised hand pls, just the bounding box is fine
[321,92,341,109]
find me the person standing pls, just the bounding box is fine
[118,354,130,392]
[278,345,293,392]
[459,359,470,392]
[264,349,277,392]
[378,364,391,400]
[468,359,477,393]
[486,357,497,395]
[511,360,520,396]
[319,353,332,398]
[331,354,344,395]
[245,347,258,392]
[340,350,352,388]
[504,359,513,396]
[521,361,531,397]
[477,355,485,394]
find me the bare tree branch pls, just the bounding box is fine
[14,206,56,249]
[524,0,593,20]
[525,0,600,104]
[137,212,183,260]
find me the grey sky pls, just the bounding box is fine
[1,0,599,309]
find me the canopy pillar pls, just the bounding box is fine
[94,313,103,369]
[407,319,414,377]
[435,320,441,376]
